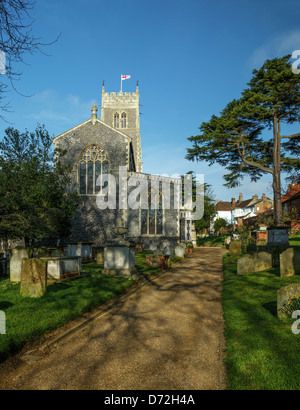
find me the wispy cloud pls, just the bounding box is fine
[21,90,97,132]
[248,29,300,69]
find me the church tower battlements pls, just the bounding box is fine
[101,85,143,172]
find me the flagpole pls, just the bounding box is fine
[120,74,122,93]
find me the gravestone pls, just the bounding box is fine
[163,245,174,259]
[237,251,272,275]
[0,310,5,334]
[145,254,167,269]
[277,283,300,318]
[280,248,300,277]
[10,247,29,283]
[229,240,241,255]
[66,242,93,259]
[254,251,272,272]
[40,256,81,280]
[174,245,185,258]
[149,242,157,251]
[268,227,289,247]
[237,254,255,275]
[103,240,137,278]
[20,258,47,298]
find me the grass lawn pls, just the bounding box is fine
[197,235,226,247]
[289,231,300,246]
[0,251,169,363]
[222,253,300,390]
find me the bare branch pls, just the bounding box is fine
[0,0,60,116]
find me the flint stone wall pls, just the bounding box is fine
[55,120,180,247]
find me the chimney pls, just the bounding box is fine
[231,197,236,207]
[91,105,98,125]
[262,193,266,202]
[238,193,243,203]
[252,194,258,200]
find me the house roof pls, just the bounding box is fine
[282,184,300,203]
[215,201,232,211]
[235,199,253,209]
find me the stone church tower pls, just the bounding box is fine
[53,84,185,249]
[101,85,143,172]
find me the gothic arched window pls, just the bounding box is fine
[79,144,109,195]
[114,112,120,128]
[141,189,163,235]
[121,112,127,128]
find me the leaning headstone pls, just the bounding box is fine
[229,240,241,255]
[20,258,47,298]
[174,245,185,258]
[10,247,29,283]
[237,254,255,275]
[277,283,300,318]
[280,247,300,277]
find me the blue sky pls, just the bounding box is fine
[0,0,299,202]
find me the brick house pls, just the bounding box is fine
[281,177,300,232]
[212,193,273,230]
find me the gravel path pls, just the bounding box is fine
[0,247,228,390]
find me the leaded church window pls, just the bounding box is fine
[141,189,163,235]
[121,112,127,128]
[114,113,119,128]
[129,142,136,172]
[79,144,109,195]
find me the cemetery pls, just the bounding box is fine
[0,241,186,363]
[222,231,300,389]
[0,2,299,388]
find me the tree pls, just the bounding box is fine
[0,125,80,254]
[194,183,216,233]
[186,55,300,227]
[0,0,59,117]
[213,217,227,233]
[181,171,216,232]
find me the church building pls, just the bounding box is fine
[54,84,195,249]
